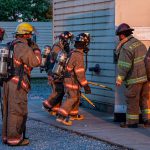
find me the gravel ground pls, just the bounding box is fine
[0,119,127,150]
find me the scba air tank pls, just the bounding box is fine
[0,44,9,76]
[52,50,67,76]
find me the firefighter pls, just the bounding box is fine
[40,45,53,73]
[143,47,150,127]
[2,22,41,146]
[56,33,91,126]
[42,31,74,116]
[0,27,5,42]
[116,23,150,128]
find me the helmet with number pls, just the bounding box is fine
[116,23,134,35]
[0,27,5,41]
[75,33,90,46]
[15,22,35,35]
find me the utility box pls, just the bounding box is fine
[53,0,150,120]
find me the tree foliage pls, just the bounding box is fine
[0,0,52,21]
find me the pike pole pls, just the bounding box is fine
[88,81,112,91]
[81,93,95,108]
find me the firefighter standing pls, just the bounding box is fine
[2,22,41,146]
[116,23,150,128]
[42,31,74,115]
[40,45,53,73]
[56,33,91,126]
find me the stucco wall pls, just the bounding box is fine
[115,0,150,27]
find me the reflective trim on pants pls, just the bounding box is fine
[126,114,139,120]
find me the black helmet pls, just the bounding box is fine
[59,31,74,41]
[75,33,90,46]
[116,23,134,35]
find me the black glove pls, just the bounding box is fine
[84,84,91,94]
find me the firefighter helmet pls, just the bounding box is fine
[0,27,5,41]
[116,23,134,35]
[59,31,74,42]
[75,33,90,46]
[15,22,35,35]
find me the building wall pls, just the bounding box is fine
[53,0,116,107]
[115,0,150,48]
[0,22,52,78]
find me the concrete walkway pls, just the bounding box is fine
[28,100,150,150]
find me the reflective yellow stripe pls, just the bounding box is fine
[118,60,132,68]
[142,109,150,114]
[134,55,145,64]
[129,41,143,50]
[117,75,125,81]
[126,114,139,120]
[126,76,147,84]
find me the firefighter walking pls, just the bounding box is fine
[115,23,150,128]
[56,33,91,126]
[2,22,41,146]
[42,31,74,115]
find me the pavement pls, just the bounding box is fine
[28,99,150,150]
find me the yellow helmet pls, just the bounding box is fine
[15,22,34,35]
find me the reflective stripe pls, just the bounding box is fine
[66,66,73,71]
[24,64,31,75]
[117,75,124,81]
[81,80,88,86]
[7,137,23,145]
[118,60,131,68]
[129,41,142,50]
[14,58,22,66]
[70,110,78,115]
[142,109,150,114]
[36,56,41,64]
[126,114,139,120]
[44,100,52,108]
[11,77,29,90]
[75,68,85,73]
[134,55,145,64]
[65,83,79,90]
[126,76,147,84]
[52,107,59,111]
[58,108,68,116]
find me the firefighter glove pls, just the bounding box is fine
[84,84,91,94]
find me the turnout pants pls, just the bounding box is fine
[2,81,27,145]
[46,81,65,112]
[58,89,81,117]
[125,81,150,124]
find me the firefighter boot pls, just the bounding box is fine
[8,138,29,146]
[42,100,52,112]
[56,114,72,126]
[120,122,138,128]
[70,114,85,121]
